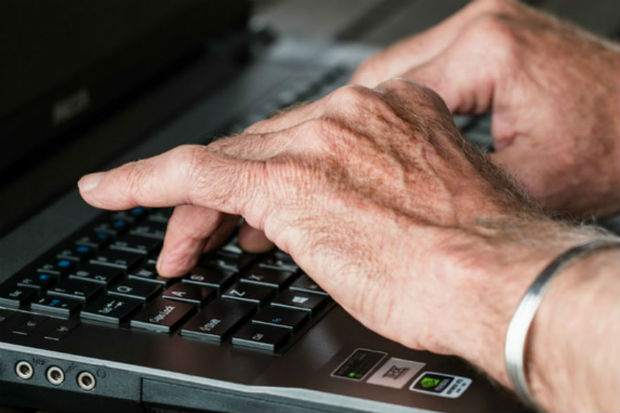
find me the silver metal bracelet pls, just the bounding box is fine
[505,237,620,410]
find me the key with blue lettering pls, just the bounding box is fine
[31,296,81,318]
[17,272,55,291]
[37,258,74,276]
[57,244,94,262]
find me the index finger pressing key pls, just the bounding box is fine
[78,144,266,218]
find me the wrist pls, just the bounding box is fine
[437,219,605,388]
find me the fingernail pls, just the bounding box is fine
[78,172,104,192]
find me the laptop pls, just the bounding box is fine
[0,1,545,412]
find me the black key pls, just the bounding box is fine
[147,209,172,224]
[130,298,194,333]
[270,291,327,314]
[10,314,49,336]
[81,295,141,325]
[128,258,173,286]
[74,231,112,249]
[16,272,55,290]
[258,253,299,272]
[130,221,166,240]
[57,244,94,262]
[231,323,290,352]
[31,296,81,318]
[252,307,308,332]
[289,274,328,296]
[220,237,243,255]
[111,207,147,223]
[222,283,275,306]
[183,267,235,289]
[0,284,35,308]
[240,265,295,289]
[47,279,102,302]
[37,258,74,276]
[90,249,143,270]
[180,299,254,342]
[162,283,215,306]
[108,279,161,302]
[110,235,161,255]
[94,218,129,236]
[200,251,256,273]
[43,318,80,341]
[0,308,15,324]
[69,264,123,285]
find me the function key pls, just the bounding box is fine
[231,323,290,352]
[69,264,123,285]
[251,307,308,332]
[162,283,215,307]
[47,279,102,302]
[130,298,194,334]
[110,235,161,255]
[222,282,275,306]
[108,279,161,302]
[289,274,328,296]
[74,231,112,249]
[9,313,49,336]
[180,299,255,342]
[183,267,235,290]
[0,284,35,308]
[43,318,80,341]
[130,221,166,240]
[240,265,295,289]
[31,296,81,318]
[57,244,94,262]
[17,272,55,291]
[90,249,143,270]
[81,295,141,325]
[270,290,327,315]
[37,258,74,276]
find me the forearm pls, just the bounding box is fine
[528,247,620,412]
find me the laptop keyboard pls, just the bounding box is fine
[0,65,354,354]
[0,206,333,353]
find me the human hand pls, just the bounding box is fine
[78,79,596,396]
[351,0,620,218]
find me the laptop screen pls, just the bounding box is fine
[0,0,249,235]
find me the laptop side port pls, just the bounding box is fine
[46,366,65,385]
[15,361,34,380]
[77,371,96,391]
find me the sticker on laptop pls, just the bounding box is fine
[409,371,472,398]
[331,348,386,381]
[366,357,425,389]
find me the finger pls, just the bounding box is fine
[208,121,326,160]
[202,214,242,252]
[350,0,511,87]
[157,205,222,277]
[78,145,265,218]
[237,221,274,253]
[244,100,322,135]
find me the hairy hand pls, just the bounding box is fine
[351,0,620,218]
[78,80,591,390]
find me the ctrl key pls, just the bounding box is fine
[0,284,35,308]
[231,323,290,353]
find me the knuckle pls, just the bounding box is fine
[328,84,374,107]
[472,0,517,15]
[124,160,153,201]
